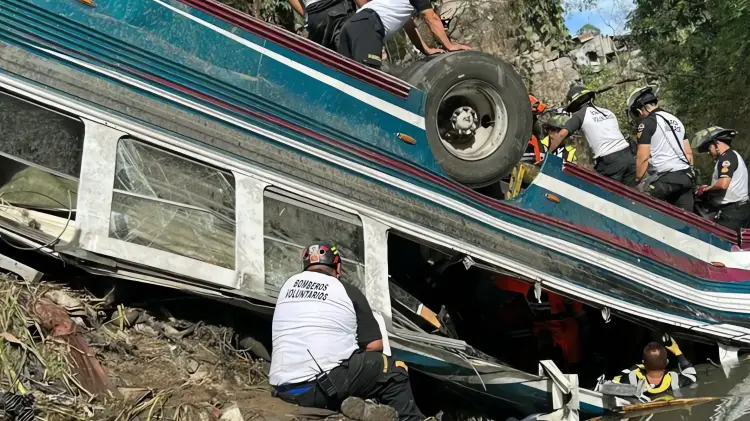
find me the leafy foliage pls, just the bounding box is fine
[627,0,750,178]
[577,23,601,35]
[510,0,571,52]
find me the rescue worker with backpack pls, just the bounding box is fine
[548,86,636,185]
[613,334,697,398]
[693,127,750,233]
[627,86,696,211]
[522,94,549,164]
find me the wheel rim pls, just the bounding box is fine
[435,79,509,162]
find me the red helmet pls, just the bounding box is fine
[302,242,342,271]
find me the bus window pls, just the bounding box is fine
[263,188,365,292]
[109,138,236,269]
[0,91,83,213]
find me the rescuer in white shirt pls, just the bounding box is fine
[627,86,696,211]
[270,242,432,421]
[694,127,750,233]
[547,86,637,186]
[335,0,470,69]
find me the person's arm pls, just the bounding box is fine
[549,110,584,153]
[409,1,470,51]
[403,20,443,55]
[635,118,657,180]
[288,0,305,17]
[698,153,737,195]
[342,283,384,352]
[354,0,369,7]
[664,336,697,386]
[683,138,694,166]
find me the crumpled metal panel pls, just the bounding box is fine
[109,138,236,269]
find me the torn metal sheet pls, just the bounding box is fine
[0,252,42,282]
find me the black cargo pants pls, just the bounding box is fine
[274,350,424,421]
[648,169,695,212]
[306,0,354,49]
[336,9,385,69]
[594,148,637,187]
[715,201,750,233]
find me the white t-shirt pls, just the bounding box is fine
[564,105,629,159]
[358,0,432,38]
[636,109,691,174]
[269,271,382,386]
[711,149,749,205]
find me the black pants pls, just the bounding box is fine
[648,169,694,212]
[336,9,385,69]
[715,201,750,233]
[274,351,424,421]
[594,148,637,187]
[307,0,353,49]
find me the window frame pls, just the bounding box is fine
[75,120,238,288]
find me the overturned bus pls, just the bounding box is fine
[0,0,749,418]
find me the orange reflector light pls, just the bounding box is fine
[77,0,96,6]
[545,193,561,203]
[397,133,416,145]
[711,262,726,268]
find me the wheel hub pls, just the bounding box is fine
[450,106,478,137]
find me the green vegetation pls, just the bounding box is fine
[628,0,750,177]
[577,23,601,35]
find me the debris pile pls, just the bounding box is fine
[0,274,319,420]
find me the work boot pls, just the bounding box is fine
[340,397,398,421]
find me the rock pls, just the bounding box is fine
[220,403,243,421]
[185,358,200,374]
[554,56,574,70]
[543,61,556,72]
[531,51,543,61]
[532,63,545,74]
[134,323,159,337]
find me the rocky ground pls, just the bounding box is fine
[0,274,354,421]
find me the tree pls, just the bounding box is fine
[577,23,601,35]
[627,0,750,181]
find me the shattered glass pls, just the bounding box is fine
[264,193,365,290]
[110,138,236,269]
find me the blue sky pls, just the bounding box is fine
[564,0,635,36]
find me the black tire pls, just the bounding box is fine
[403,51,531,187]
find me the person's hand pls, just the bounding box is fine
[446,43,472,51]
[424,47,445,56]
[662,333,682,356]
[696,185,709,196]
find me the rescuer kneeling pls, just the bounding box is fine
[269,242,433,421]
[613,334,697,397]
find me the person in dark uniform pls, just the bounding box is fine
[270,242,433,421]
[336,0,470,69]
[289,0,364,50]
[548,86,636,186]
[627,86,695,211]
[613,335,697,398]
[693,127,750,232]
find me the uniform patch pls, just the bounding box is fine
[722,160,732,168]
[637,123,644,138]
[722,167,729,173]
[367,54,382,62]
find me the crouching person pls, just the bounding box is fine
[270,242,431,421]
